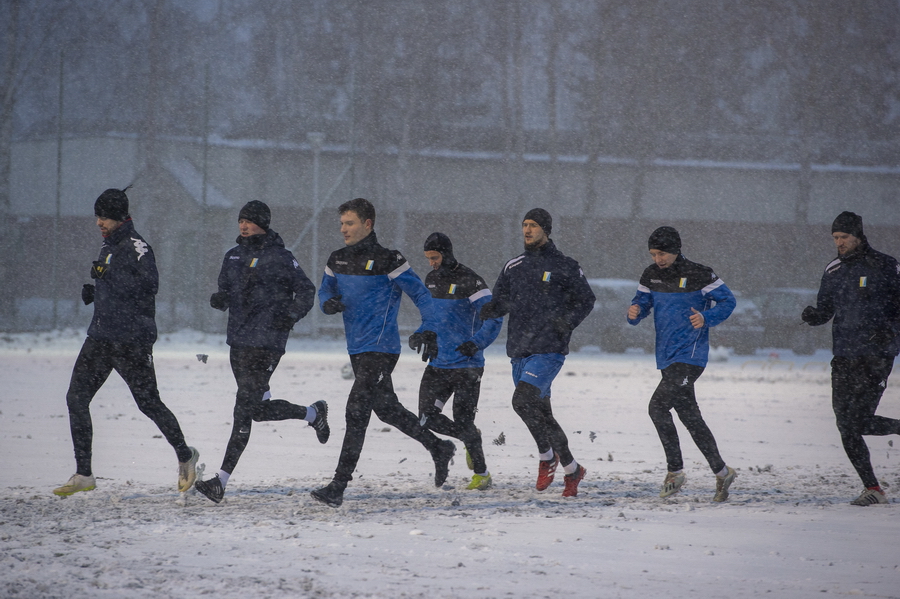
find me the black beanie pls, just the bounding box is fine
[831,211,864,238]
[238,200,271,230]
[94,188,130,221]
[423,232,458,268]
[523,208,552,235]
[648,226,682,255]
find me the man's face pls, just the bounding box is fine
[832,231,861,256]
[96,217,122,237]
[649,249,678,269]
[424,250,443,270]
[340,211,372,246]
[523,219,548,249]
[239,218,266,237]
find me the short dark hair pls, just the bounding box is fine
[338,197,376,224]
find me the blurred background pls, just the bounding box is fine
[1,0,897,353]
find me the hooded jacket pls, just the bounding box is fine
[217,229,315,353]
[87,219,159,345]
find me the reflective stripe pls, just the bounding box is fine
[468,288,491,303]
[701,278,725,295]
[387,261,410,280]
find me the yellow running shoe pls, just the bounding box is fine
[53,474,96,497]
[467,473,492,490]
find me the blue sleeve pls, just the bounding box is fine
[628,287,653,325]
[393,266,439,331]
[318,267,340,314]
[702,281,736,328]
[471,293,503,348]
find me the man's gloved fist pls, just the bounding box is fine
[81,284,95,306]
[323,295,345,315]
[420,330,438,362]
[455,340,479,357]
[408,332,423,351]
[210,291,229,311]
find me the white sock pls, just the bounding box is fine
[538,449,555,462]
[476,471,490,477]
[715,466,730,478]
[563,460,579,475]
[670,469,684,475]
[218,470,231,487]
[304,405,317,423]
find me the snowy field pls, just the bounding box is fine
[2,329,899,599]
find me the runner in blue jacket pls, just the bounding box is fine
[480,208,595,497]
[414,232,502,491]
[54,188,198,497]
[801,211,900,506]
[311,198,456,508]
[628,226,737,502]
[194,201,328,504]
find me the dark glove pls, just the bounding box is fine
[272,310,298,331]
[480,300,505,320]
[410,330,438,362]
[455,340,479,357]
[800,305,830,326]
[322,294,345,315]
[90,260,108,279]
[210,291,229,311]
[551,315,572,335]
[81,284,94,306]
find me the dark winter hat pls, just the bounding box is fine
[831,211,864,238]
[523,208,552,235]
[423,232,458,268]
[648,226,682,255]
[94,188,130,221]
[238,200,271,230]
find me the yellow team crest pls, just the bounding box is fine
[679,278,687,288]
[448,284,457,294]
[365,260,374,271]
[542,272,551,282]
[249,258,258,267]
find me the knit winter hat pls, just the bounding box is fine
[238,200,271,230]
[423,232,458,268]
[831,211,864,238]
[523,208,552,235]
[648,226,682,255]
[94,188,130,221]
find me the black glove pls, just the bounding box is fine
[273,310,297,331]
[801,305,830,326]
[480,300,504,320]
[410,330,438,362]
[90,260,108,279]
[408,332,423,351]
[81,284,94,306]
[455,340,479,357]
[210,291,229,311]
[322,294,345,315]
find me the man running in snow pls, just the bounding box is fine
[627,226,737,502]
[801,211,900,506]
[414,232,503,491]
[194,200,327,504]
[311,198,456,507]
[54,187,199,497]
[480,208,595,497]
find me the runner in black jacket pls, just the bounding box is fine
[802,211,900,506]
[54,188,199,497]
[194,201,328,504]
[480,208,595,497]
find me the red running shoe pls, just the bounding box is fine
[562,465,586,497]
[536,454,560,491]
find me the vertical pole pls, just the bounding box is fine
[307,132,324,336]
[52,49,64,330]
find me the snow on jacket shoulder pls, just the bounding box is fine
[490,240,595,358]
[87,220,159,345]
[217,229,315,353]
[628,254,735,369]
[319,232,436,355]
[809,242,900,358]
[420,262,502,369]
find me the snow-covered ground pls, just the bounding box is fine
[2,329,899,598]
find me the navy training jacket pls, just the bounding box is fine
[216,229,316,353]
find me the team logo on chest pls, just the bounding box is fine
[366,260,374,271]
[131,238,149,261]
[542,271,551,282]
[859,276,867,288]
[679,278,687,288]
[250,258,259,268]
[448,284,457,294]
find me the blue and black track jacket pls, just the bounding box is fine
[87,219,159,345]
[417,262,503,369]
[217,229,315,353]
[487,240,595,358]
[319,232,437,356]
[804,240,900,358]
[628,254,736,370]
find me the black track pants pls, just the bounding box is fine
[418,365,487,473]
[221,347,310,474]
[333,352,440,484]
[648,362,725,474]
[511,382,574,467]
[65,337,190,476]
[832,355,899,488]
